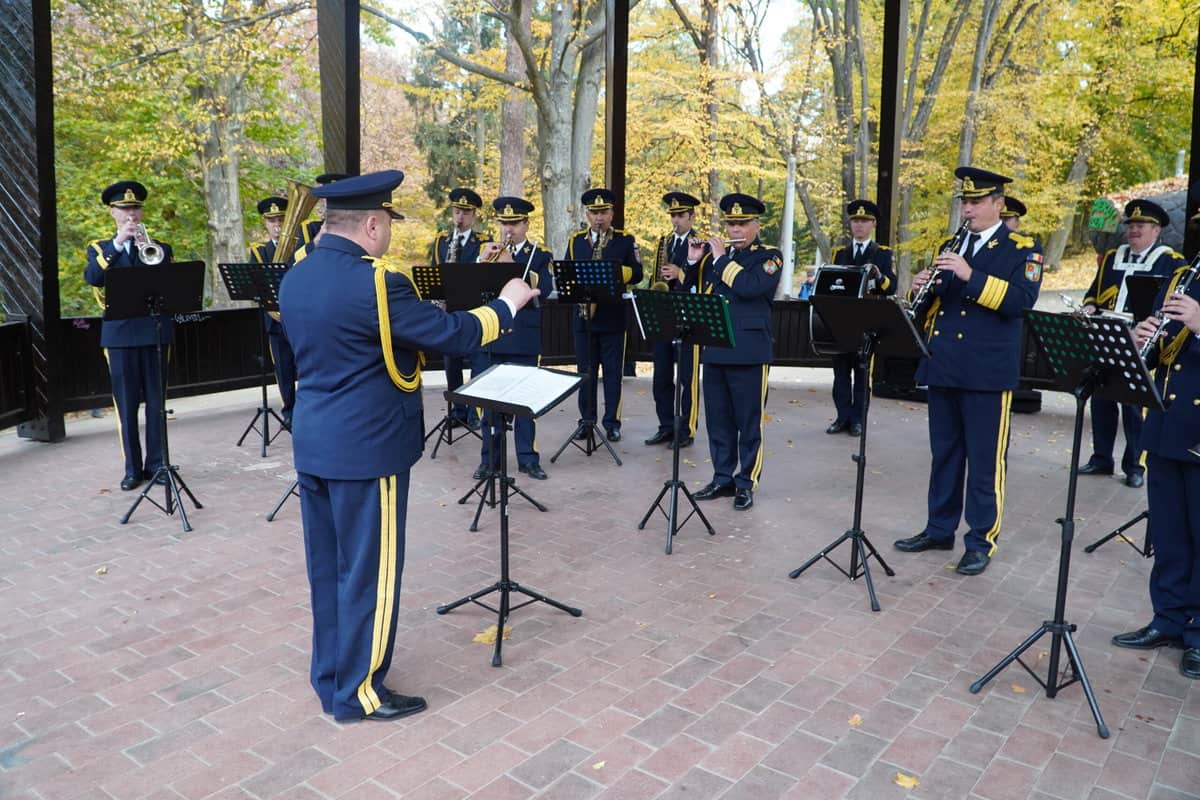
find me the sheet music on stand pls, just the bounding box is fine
[448,364,581,419]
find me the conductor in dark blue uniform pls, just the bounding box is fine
[249,196,297,426]
[693,194,783,511]
[894,167,1043,576]
[1114,262,1200,678]
[1079,200,1185,487]
[431,188,486,429]
[279,171,539,721]
[645,191,702,449]
[826,199,897,436]
[472,196,555,481]
[84,181,175,492]
[565,188,643,441]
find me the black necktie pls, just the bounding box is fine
[964,233,980,261]
[854,243,864,262]
[1130,253,1141,264]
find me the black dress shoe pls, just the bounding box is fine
[733,489,753,510]
[120,476,142,491]
[694,481,736,500]
[1181,648,1200,679]
[1111,625,1183,650]
[519,463,548,480]
[848,423,863,437]
[606,429,621,442]
[1077,461,1114,476]
[150,472,167,486]
[674,435,694,449]
[363,692,427,721]
[826,420,848,435]
[472,465,490,481]
[893,532,955,552]
[955,550,990,576]
[1124,472,1145,488]
[574,423,590,440]
[644,430,673,446]
[466,418,481,431]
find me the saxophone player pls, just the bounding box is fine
[431,188,485,430]
[564,188,643,442]
[83,181,175,492]
[893,167,1042,576]
[644,191,702,449]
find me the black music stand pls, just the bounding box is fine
[969,310,1164,739]
[633,289,732,553]
[549,259,626,465]
[219,261,291,456]
[410,265,478,457]
[789,296,926,611]
[106,261,207,533]
[438,363,583,666]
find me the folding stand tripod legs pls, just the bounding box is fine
[426,398,481,459]
[1083,509,1151,556]
[458,417,546,532]
[788,334,893,611]
[266,478,300,521]
[236,321,288,457]
[550,323,622,466]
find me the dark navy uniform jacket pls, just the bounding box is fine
[489,242,554,357]
[699,240,783,366]
[1083,243,1183,313]
[566,228,644,332]
[279,234,514,479]
[84,237,176,347]
[1141,264,1200,463]
[433,230,483,265]
[831,240,897,296]
[916,228,1042,391]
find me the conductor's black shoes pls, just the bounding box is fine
[893,532,954,552]
[644,430,673,445]
[848,423,863,436]
[1111,625,1182,650]
[826,420,848,435]
[955,551,990,576]
[733,489,754,510]
[519,463,548,480]
[363,691,427,721]
[1077,461,1114,476]
[1125,472,1145,488]
[120,476,142,491]
[1181,648,1200,679]
[694,481,736,500]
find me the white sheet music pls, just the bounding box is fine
[454,364,581,417]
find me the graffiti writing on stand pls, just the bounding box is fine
[172,313,211,324]
[72,319,92,330]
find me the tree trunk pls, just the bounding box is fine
[952,0,1001,222]
[704,0,720,225]
[193,73,247,307]
[1045,122,1099,268]
[499,1,531,195]
[572,32,605,212]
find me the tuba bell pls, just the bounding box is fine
[274,180,318,264]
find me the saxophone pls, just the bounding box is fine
[581,228,611,319]
[650,233,670,291]
[446,231,462,263]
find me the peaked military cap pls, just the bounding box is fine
[1123,199,1169,227]
[493,196,534,222]
[313,169,405,219]
[102,181,148,207]
[314,172,349,186]
[663,192,701,214]
[846,199,879,220]
[1000,196,1027,218]
[581,188,615,210]
[954,166,1011,198]
[719,192,765,221]
[449,188,483,210]
[257,197,288,218]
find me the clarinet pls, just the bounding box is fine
[1139,254,1200,361]
[906,221,970,319]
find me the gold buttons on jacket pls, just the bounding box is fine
[938,310,945,317]
[1169,393,1177,401]
[1193,398,1200,406]
[956,333,964,340]
[1175,364,1183,371]
[960,310,967,317]
[933,330,940,336]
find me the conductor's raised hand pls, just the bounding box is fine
[500,277,541,312]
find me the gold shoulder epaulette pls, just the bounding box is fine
[1009,232,1035,250]
[879,244,892,251]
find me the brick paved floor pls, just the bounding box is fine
[1,372,1197,800]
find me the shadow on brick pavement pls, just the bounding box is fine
[0,372,1195,799]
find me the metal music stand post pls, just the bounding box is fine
[549,259,627,465]
[437,363,583,666]
[218,261,291,457]
[788,296,924,611]
[970,310,1164,739]
[632,289,732,553]
[104,261,207,533]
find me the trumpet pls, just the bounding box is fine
[134,223,165,265]
[1140,254,1200,360]
[484,234,515,262]
[906,221,970,320]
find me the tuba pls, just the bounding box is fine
[274,180,318,264]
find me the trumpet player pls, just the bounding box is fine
[692,193,782,511]
[645,191,703,449]
[472,197,554,481]
[565,188,643,442]
[825,199,896,437]
[249,197,297,427]
[1077,200,1184,488]
[893,167,1042,576]
[84,181,176,492]
[1111,257,1200,676]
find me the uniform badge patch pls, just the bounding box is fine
[1024,252,1043,282]
[763,257,781,275]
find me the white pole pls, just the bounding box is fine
[778,153,796,299]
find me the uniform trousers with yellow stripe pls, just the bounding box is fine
[298,471,408,721]
[924,387,1012,554]
[703,363,768,491]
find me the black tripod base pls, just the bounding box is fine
[637,480,715,555]
[120,465,203,533]
[437,580,582,666]
[970,620,1109,739]
[236,405,289,457]
[425,412,481,459]
[458,472,547,532]
[788,529,895,612]
[1083,510,1151,557]
[266,479,300,521]
[549,421,622,465]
